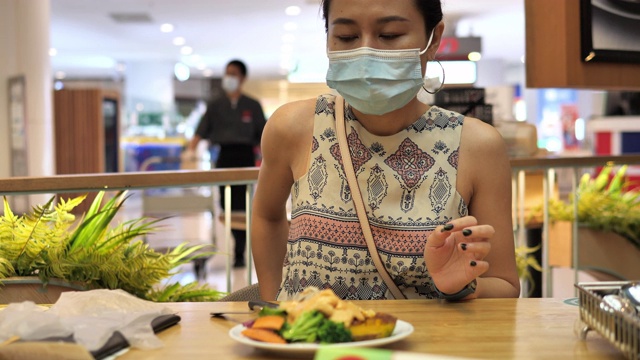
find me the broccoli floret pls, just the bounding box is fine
[316,319,352,343]
[280,310,325,343]
[279,310,353,344]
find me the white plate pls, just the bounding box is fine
[229,319,414,355]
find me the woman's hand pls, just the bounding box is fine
[423,216,493,297]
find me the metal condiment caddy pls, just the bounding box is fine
[575,281,640,360]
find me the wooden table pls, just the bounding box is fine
[121,298,625,359]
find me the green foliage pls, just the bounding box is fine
[279,310,352,344]
[0,191,224,302]
[316,318,352,344]
[515,244,542,296]
[545,164,640,250]
[281,310,325,343]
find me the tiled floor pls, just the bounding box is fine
[121,188,598,299]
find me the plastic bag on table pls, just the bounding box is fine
[0,289,174,352]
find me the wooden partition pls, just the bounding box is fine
[53,88,120,212]
[53,88,120,174]
[525,0,640,89]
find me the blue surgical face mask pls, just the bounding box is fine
[326,35,432,116]
[222,75,240,93]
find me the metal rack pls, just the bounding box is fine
[576,281,640,360]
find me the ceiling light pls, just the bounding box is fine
[283,22,298,31]
[54,81,64,91]
[174,62,190,81]
[49,48,57,56]
[55,71,66,79]
[203,69,214,77]
[160,23,174,33]
[468,52,482,62]
[281,43,294,53]
[173,37,186,46]
[285,6,301,16]
[180,46,193,55]
[282,34,296,43]
[196,63,207,70]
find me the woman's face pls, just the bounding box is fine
[326,0,429,52]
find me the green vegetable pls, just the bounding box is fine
[316,318,352,344]
[258,306,287,317]
[279,310,352,344]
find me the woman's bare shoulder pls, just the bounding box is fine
[264,98,317,140]
[261,98,318,177]
[460,117,507,157]
[458,117,511,193]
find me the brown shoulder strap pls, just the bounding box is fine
[334,96,406,300]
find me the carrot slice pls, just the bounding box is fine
[252,315,286,331]
[241,328,287,344]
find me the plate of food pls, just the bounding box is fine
[228,288,414,355]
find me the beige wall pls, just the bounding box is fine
[243,80,333,117]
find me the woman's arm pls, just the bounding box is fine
[251,100,315,300]
[424,118,520,298]
[461,118,520,298]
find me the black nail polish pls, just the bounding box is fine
[462,229,472,236]
[470,260,477,267]
[441,224,454,232]
[461,243,467,251]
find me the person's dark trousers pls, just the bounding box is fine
[216,144,254,268]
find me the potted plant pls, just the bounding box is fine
[0,190,224,303]
[542,164,640,280]
[548,164,640,245]
[515,244,542,297]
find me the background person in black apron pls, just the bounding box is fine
[187,59,266,268]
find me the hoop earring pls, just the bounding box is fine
[422,59,445,95]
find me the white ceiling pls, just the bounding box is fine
[50,0,525,81]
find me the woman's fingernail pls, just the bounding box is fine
[441,224,454,232]
[470,260,477,267]
[463,229,472,236]
[461,243,467,251]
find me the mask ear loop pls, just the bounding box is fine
[422,59,445,95]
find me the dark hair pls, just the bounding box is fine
[320,0,443,37]
[226,59,248,77]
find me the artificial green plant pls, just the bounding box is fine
[545,164,640,250]
[0,191,223,302]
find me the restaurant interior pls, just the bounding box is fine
[1,0,640,359]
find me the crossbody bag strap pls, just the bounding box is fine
[334,96,407,300]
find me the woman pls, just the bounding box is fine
[252,0,520,300]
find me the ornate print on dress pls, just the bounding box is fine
[366,164,388,211]
[280,239,393,299]
[315,95,335,116]
[429,168,452,215]
[432,140,450,155]
[384,138,435,213]
[448,148,459,169]
[329,127,373,204]
[280,95,469,300]
[308,155,328,201]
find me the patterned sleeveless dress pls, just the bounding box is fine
[276,94,468,300]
